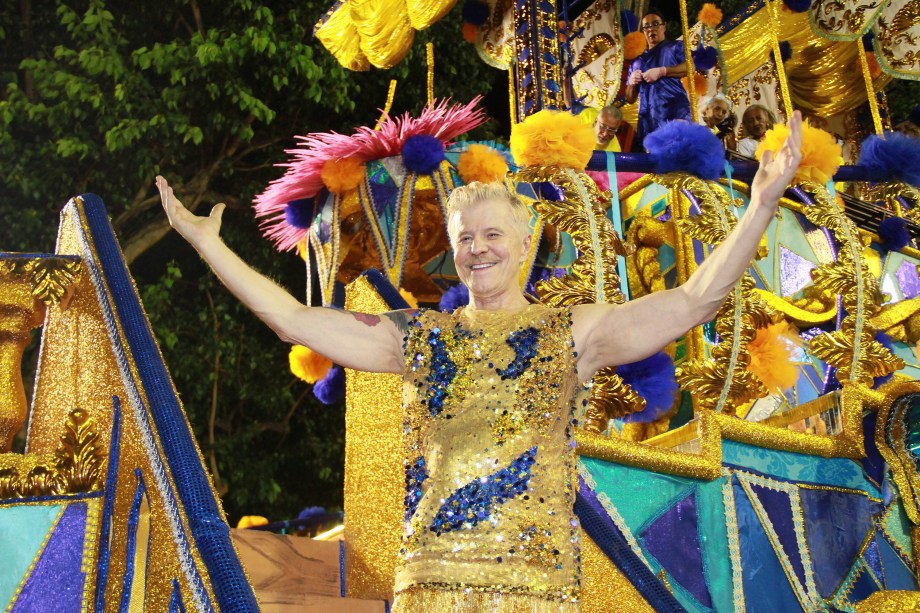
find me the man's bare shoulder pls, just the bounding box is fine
[382,308,423,335]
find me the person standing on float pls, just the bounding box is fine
[625,9,691,149]
[155,111,802,612]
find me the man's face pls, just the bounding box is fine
[641,14,666,48]
[743,108,773,140]
[594,112,621,147]
[703,100,730,127]
[450,199,531,301]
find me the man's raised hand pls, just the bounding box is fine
[750,110,803,210]
[156,176,226,247]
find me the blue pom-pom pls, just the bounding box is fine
[620,9,639,33]
[769,41,793,64]
[878,216,911,252]
[618,352,679,423]
[644,121,725,180]
[297,506,326,521]
[862,32,874,51]
[857,132,920,186]
[538,182,564,201]
[402,134,446,174]
[285,198,317,229]
[910,105,920,127]
[439,284,469,312]
[691,44,718,71]
[313,365,345,405]
[461,0,489,26]
[783,0,810,12]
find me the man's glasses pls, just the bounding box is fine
[640,22,664,30]
[595,121,619,135]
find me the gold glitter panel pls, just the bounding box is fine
[581,533,654,613]
[343,275,404,601]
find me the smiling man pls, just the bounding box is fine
[156,111,802,613]
[624,9,691,148]
[738,104,777,157]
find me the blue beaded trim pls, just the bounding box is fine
[94,397,122,612]
[430,446,537,535]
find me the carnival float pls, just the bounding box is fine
[2,0,920,610]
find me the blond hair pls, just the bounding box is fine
[446,181,532,245]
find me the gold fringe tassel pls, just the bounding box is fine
[392,587,580,613]
[857,42,884,136]
[375,79,398,130]
[678,0,698,122]
[426,42,435,105]
[767,0,793,119]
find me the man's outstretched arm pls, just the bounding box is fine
[155,176,409,374]
[572,111,803,379]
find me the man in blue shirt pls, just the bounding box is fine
[624,9,690,149]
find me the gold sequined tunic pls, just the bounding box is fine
[392,304,581,612]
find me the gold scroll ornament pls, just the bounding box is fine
[0,255,81,451]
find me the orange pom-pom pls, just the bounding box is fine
[623,31,647,61]
[756,120,843,185]
[697,3,723,27]
[457,144,509,184]
[746,321,802,393]
[290,345,332,384]
[237,516,269,529]
[510,109,595,170]
[321,157,365,194]
[399,288,419,308]
[462,22,479,44]
[866,51,882,79]
[681,72,709,97]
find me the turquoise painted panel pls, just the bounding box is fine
[696,477,734,613]
[0,503,62,608]
[723,441,878,496]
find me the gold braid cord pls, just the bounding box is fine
[515,166,641,430]
[0,409,105,499]
[798,181,904,385]
[661,174,775,413]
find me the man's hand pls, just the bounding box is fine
[627,69,644,86]
[750,110,803,212]
[156,176,225,248]
[642,67,668,83]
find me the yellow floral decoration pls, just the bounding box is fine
[510,109,595,171]
[457,144,510,184]
[290,345,333,383]
[755,121,844,185]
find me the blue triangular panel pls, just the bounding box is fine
[0,504,62,609]
[641,491,713,608]
[877,531,918,590]
[734,479,805,612]
[748,483,807,590]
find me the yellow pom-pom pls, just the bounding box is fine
[623,31,647,61]
[697,3,723,27]
[290,345,332,384]
[510,109,595,170]
[399,288,419,308]
[756,120,843,185]
[321,157,365,194]
[237,515,269,529]
[746,321,802,393]
[457,144,509,184]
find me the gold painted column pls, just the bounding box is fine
[0,255,81,451]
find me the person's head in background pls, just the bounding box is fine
[702,95,733,129]
[594,105,622,148]
[742,104,776,140]
[640,9,667,49]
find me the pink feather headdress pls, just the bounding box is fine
[254,97,486,251]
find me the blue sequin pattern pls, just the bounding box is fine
[495,327,540,380]
[429,447,537,535]
[404,456,427,522]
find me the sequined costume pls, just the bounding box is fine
[392,304,581,612]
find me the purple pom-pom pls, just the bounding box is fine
[644,121,725,180]
[618,352,679,423]
[297,506,325,521]
[783,0,810,12]
[770,41,793,64]
[878,216,911,252]
[620,9,639,33]
[439,283,469,312]
[857,132,920,186]
[862,32,874,51]
[402,134,446,174]
[538,182,564,201]
[462,0,490,26]
[313,365,345,405]
[285,198,317,229]
[691,44,718,71]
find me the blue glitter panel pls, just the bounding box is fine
[404,456,428,522]
[496,327,540,380]
[430,447,537,535]
[420,326,462,417]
